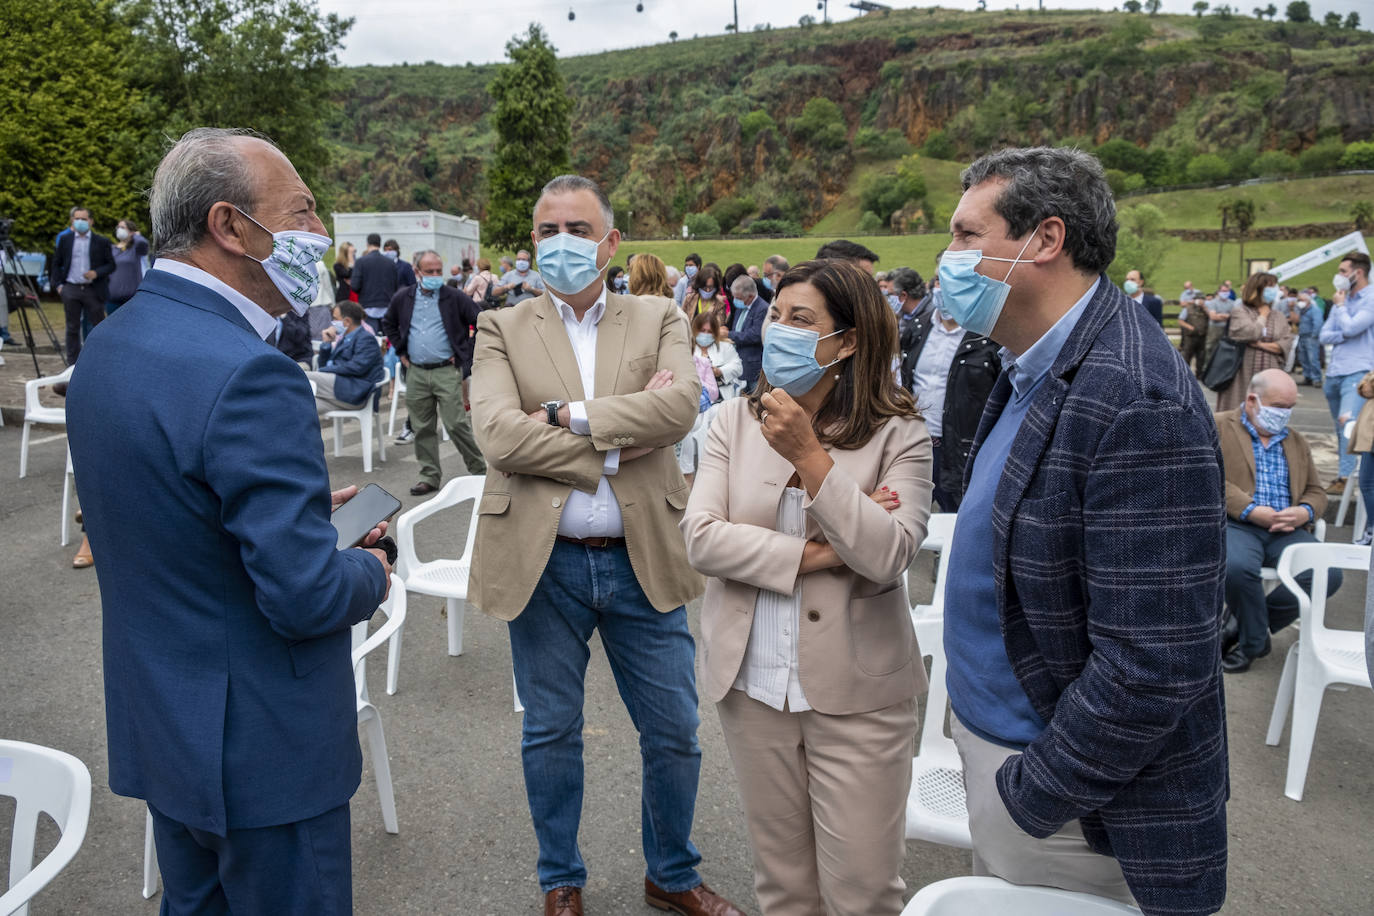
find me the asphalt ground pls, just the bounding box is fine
[2,374,1372,915]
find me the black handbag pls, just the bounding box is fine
[1202,319,1245,392]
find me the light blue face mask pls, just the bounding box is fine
[1262,286,1278,304]
[685,265,699,279]
[536,230,610,295]
[695,332,715,348]
[887,293,902,311]
[762,323,845,397]
[420,275,445,292]
[936,229,1038,339]
[72,218,90,234]
[1123,279,1140,296]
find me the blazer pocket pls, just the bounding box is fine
[477,492,511,516]
[665,486,689,510]
[628,353,658,373]
[288,634,339,679]
[850,584,915,678]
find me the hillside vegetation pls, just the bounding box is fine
[326,8,1374,236]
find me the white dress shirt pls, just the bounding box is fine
[151,259,278,341]
[911,310,965,438]
[732,486,811,712]
[549,287,624,539]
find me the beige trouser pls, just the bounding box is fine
[950,716,1136,906]
[304,370,367,412]
[716,690,918,916]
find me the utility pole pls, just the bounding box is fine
[733,0,738,33]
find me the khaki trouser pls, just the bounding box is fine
[950,716,1136,906]
[716,690,917,916]
[304,371,367,412]
[405,362,486,483]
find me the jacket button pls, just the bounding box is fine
[626,437,635,445]
[807,610,820,622]
[552,497,562,508]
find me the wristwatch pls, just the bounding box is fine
[541,399,567,427]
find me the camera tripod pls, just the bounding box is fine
[2,236,65,376]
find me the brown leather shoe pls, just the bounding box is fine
[544,886,583,916]
[1327,477,1348,494]
[409,481,438,496]
[644,878,746,916]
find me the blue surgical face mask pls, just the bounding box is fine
[1262,286,1278,304]
[383,249,399,261]
[614,276,628,291]
[761,275,773,291]
[887,293,902,311]
[515,258,530,272]
[331,319,346,335]
[420,275,445,292]
[72,218,90,234]
[695,332,715,348]
[685,265,698,279]
[699,289,715,300]
[1251,396,1291,435]
[936,229,1038,339]
[762,323,845,397]
[1123,279,1140,295]
[536,230,610,295]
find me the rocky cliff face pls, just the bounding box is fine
[326,11,1374,234]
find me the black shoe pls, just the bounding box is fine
[1222,646,1252,673]
[410,481,438,496]
[1220,612,1239,655]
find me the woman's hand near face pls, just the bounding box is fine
[760,389,833,496]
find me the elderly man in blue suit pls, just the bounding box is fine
[726,273,767,390]
[939,148,1228,916]
[66,127,392,915]
[307,299,385,411]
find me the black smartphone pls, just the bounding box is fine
[331,483,402,550]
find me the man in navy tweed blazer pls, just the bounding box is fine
[941,148,1228,916]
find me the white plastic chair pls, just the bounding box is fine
[1260,518,1324,593]
[904,610,971,849]
[1336,421,1366,539]
[901,876,1141,915]
[911,513,957,620]
[1264,542,1373,801]
[142,578,409,897]
[0,740,93,916]
[324,368,388,473]
[388,368,407,437]
[19,365,73,478]
[60,448,76,547]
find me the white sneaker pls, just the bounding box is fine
[1356,527,1373,546]
[395,428,415,444]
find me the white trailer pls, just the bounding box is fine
[330,210,481,271]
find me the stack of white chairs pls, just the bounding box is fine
[1264,542,1372,801]
[0,739,93,916]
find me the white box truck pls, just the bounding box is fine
[330,210,481,272]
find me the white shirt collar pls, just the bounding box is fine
[548,286,608,328]
[151,259,278,340]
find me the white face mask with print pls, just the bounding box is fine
[234,206,332,316]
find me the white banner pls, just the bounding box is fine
[1271,231,1370,282]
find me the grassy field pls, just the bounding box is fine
[1118,174,1374,229]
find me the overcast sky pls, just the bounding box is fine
[318,0,1370,67]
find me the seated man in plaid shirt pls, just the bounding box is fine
[1218,369,1343,673]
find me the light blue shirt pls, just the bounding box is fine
[407,286,453,365]
[66,231,92,285]
[944,277,1098,750]
[1319,283,1374,377]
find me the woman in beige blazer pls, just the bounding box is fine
[681,260,933,916]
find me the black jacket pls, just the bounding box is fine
[275,310,313,364]
[54,231,117,300]
[381,284,481,377]
[1135,293,1163,327]
[350,250,398,314]
[899,310,1001,507]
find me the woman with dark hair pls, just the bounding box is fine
[106,218,149,316]
[1216,271,1292,412]
[605,264,627,293]
[681,263,730,326]
[681,260,933,915]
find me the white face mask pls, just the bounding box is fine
[116,227,130,241]
[1333,273,1352,293]
[234,206,332,316]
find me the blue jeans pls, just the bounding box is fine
[1297,335,1322,384]
[1323,371,1366,478]
[1224,522,1343,658]
[508,540,703,893]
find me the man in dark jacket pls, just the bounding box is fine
[275,309,313,368]
[53,206,117,362]
[898,299,1000,511]
[350,232,398,323]
[382,250,486,495]
[941,147,1227,916]
[727,274,767,390]
[1124,269,1163,327]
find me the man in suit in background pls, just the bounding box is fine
[66,126,391,915]
[940,147,1228,915]
[53,206,116,362]
[383,238,416,288]
[727,273,766,391]
[469,174,744,916]
[350,231,398,323]
[382,249,486,495]
[1124,269,1163,327]
[307,300,385,412]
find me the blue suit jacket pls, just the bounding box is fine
[318,326,385,405]
[728,297,768,386]
[67,269,387,835]
[966,278,1228,915]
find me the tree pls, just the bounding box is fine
[1193,1,1209,16]
[788,98,848,151]
[1145,0,1162,13]
[1323,11,1342,28]
[1264,3,1277,18]
[0,0,149,249]
[1229,198,1256,276]
[1185,152,1230,183]
[669,30,678,41]
[1251,150,1298,176]
[1109,204,1175,286]
[485,24,572,251]
[1339,142,1374,170]
[1351,202,1374,234]
[1347,12,1360,29]
[123,0,352,208]
[683,213,720,237]
[1123,0,1142,13]
[1285,1,1310,23]
[858,154,927,227]
[798,14,815,27]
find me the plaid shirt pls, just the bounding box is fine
[1239,410,1290,519]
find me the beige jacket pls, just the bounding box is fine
[681,397,934,715]
[468,292,704,620]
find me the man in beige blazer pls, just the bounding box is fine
[468,175,744,916]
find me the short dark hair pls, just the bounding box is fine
[1343,251,1372,278]
[366,233,381,247]
[764,254,789,274]
[961,146,1117,275]
[383,239,400,251]
[335,301,365,325]
[815,239,879,264]
[691,309,721,338]
[887,267,927,300]
[461,258,472,270]
[686,253,702,268]
[537,174,614,233]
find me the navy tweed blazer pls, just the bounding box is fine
[966,276,1228,915]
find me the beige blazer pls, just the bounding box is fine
[681,397,934,715]
[468,292,705,620]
